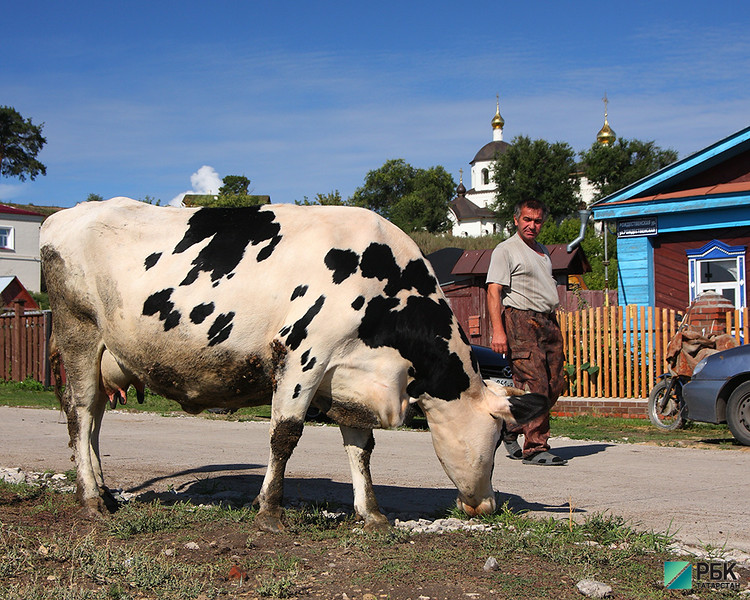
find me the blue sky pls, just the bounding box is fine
[3,1,750,208]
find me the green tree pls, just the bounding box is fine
[580,138,678,200]
[218,175,251,197]
[537,217,617,290]
[189,175,269,207]
[350,159,455,233]
[86,193,105,202]
[491,135,580,223]
[295,190,345,206]
[0,106,47,181]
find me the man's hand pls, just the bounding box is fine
[491,332,508,355]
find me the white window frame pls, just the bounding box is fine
[687,240,746,309]
[0,226,14,250]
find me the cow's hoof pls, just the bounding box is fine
[77,504,107,521]
[362,514,390,533]
[78,494,110,518]
[255,510,285,533]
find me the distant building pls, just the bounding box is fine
[448,98,508,237]
[449,95,614,237]
[592,124,750,311]
[0,205,45,293]
[0,275,39,311]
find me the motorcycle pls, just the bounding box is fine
[647,373,689,430]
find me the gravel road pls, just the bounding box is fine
[2,405,749,553]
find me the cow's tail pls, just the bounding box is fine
[49,333,65,409]
[49,333,79,448]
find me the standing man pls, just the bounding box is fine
[486,199,567,465]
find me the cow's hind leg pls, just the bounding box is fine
[61,373,112,517]
[254,416,304,533]
[340,426,389,531]
[56,328,111,517]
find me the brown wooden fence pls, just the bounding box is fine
[0,305,52,385]
[559,305,749,398]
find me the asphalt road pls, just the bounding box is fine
[2,406,749,553]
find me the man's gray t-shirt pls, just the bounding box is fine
[486,233,559,313]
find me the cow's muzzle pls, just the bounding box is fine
[456,495,496,517]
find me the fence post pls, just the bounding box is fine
[11,301,25,382]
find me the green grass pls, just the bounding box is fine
[551,414,737,447]
[0,378,60,408]
[0,379,272,419]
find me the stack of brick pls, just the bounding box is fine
[666,292,738,377]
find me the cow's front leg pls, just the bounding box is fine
[254,417,304,533]
[340,426,389,531]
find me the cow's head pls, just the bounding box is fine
[420,381,548,516]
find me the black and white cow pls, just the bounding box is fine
[40,197,546,532]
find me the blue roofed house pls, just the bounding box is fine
[591,125,750,313]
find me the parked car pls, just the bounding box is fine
[471,344,514,387]
[681,343,750,446]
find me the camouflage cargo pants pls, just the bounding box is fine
[503,306,565,456]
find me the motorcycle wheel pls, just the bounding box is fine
[648,379,686,430]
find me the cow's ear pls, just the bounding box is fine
[480,380,514,420]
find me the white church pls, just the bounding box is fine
[448,97,614,237]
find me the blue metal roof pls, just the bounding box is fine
[592,124,750,214]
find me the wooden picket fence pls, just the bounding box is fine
[0,306,53,385]
[559,305,749,398]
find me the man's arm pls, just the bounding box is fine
[487,282,508,355]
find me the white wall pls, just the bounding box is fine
[0,214,44,292]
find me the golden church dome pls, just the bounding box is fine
[596,93,616,145]
[597,118,616,145]
[491,96,505,130]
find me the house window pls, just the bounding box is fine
[482,169,490,185]
[687,240,746,309]
[0,227,14,250]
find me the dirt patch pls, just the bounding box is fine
[4,484,746,600]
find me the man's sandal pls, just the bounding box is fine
[504,440,524,460]
[522,451,567,466]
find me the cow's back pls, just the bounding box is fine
[41,198,455,409]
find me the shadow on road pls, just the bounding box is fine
[127,463,266,494]
[131,469,460,517]
[554,443,613,460]
[125,463,585,520]
[496,491,585,516]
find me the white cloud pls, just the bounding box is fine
[169,165,222,206]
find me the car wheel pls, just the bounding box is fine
[726,381,750,446]
[647,379,686,430]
